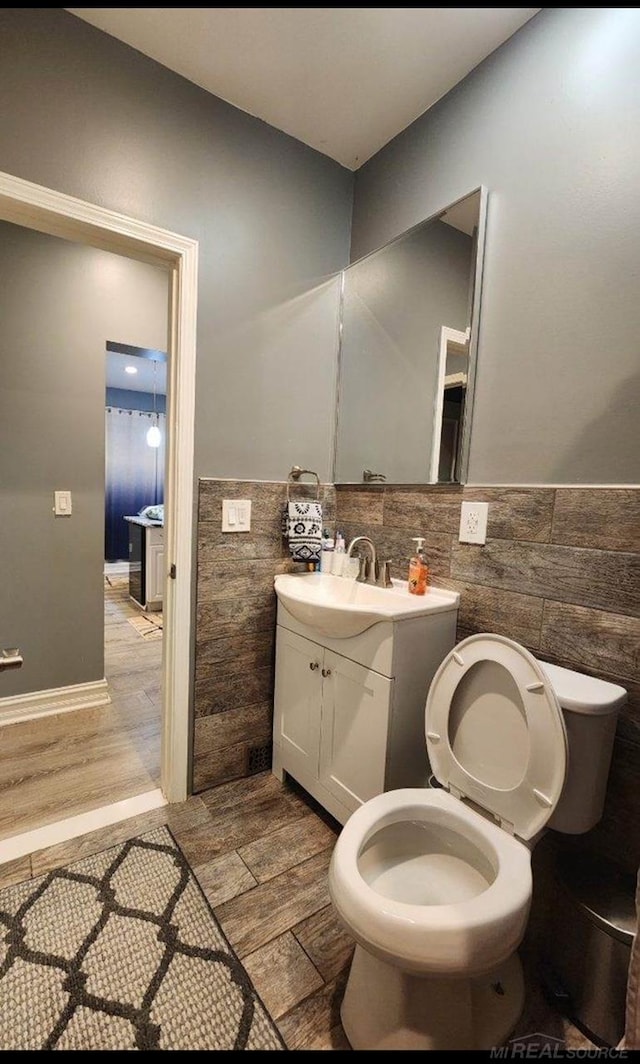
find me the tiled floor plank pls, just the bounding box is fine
[214,849,333,957]
[0,580,162,842]
[243,931,324,1019]
[238,813,338,883]
[192,850,257,907]
[276,975,349,1050]
[293,905,355,982]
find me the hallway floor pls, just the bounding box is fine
[0,769,597,1051]
[0,578,161,843]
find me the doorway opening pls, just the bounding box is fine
[0,169,197,859]
[430,325,469,483]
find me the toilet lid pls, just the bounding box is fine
[426,634,567,840]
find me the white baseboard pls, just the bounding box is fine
[0,678,111,727]
[0,788,167,864]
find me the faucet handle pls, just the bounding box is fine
[376,560,393,588]
[356,555,370,583]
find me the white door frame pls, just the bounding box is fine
[0,170,198,803]
[429,325,468,484]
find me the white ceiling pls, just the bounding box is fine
[106,351,167,395]
[67,8,540,170]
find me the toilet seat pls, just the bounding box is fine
[426,634,568,840]
[328,788,532,977]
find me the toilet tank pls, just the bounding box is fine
[538,661,627,834]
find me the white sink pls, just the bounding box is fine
[274,572,460,639]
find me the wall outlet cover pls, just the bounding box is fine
[459,501,488,544]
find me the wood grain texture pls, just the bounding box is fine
[192,738,249,792]
[195,637,273,685]
[198,478,286,520]
[552,489,640,552]
[191,849,257,907]
[196,558,293,604]
[194,662,273,718]
[200,770,291,813]
[163,795,214,836]
[0,579,162,842]
[180,774,309,864]
[198,478,335,526]
[196,594,276,641]
[31,805,169,878]
[339,521,451,579]
[334,489,384,526]
[214,849,332,957]
[0,855,32,890]
[382,488,462,534]
[193,702,273,757]
[243,932,324,1020]
[198,521,288,562]
[292,904,355,982]
[238,814,337,883]
[540,601,640,682]
[451,540,640,617]
[276,974,349,1050]
[432,579,544,648]
[196,627,274,669]
[462,488,554,542]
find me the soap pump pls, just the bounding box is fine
[408,537,429,596]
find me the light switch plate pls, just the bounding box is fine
[459,501,488,544]
[54,490,72,516]
[222,499,252,532]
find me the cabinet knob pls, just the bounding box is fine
[321,668,332,677]
[309,661,320,671]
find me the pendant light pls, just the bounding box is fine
[147,359,161,448]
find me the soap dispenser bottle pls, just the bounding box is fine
[408,537,429,596]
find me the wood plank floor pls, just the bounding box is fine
[0,768,597,1051]
[0,578,161,841]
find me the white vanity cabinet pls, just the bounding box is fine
[124,517,164,612]
[274,628,392,816]
[272,593,458,825]
[145,527,165,608]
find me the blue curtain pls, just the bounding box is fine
[105,407,166,562]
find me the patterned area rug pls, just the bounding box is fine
[127,613,163,641]
[0,828,284,1051]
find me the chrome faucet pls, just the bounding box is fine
[346,536,393,588]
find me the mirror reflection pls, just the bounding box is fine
[334,188,485,484]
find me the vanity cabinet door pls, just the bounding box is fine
[273,628,323,779]
[319,650,392,815]
[146,541,164,607]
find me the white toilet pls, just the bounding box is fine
[328,633,626,1051]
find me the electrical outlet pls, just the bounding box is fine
[459,501,489,544]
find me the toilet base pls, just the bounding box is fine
[341,945,525,1051]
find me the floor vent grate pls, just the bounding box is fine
[247,742,272,775]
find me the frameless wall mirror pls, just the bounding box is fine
[333,187,487,485]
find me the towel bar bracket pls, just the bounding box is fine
[286,465,321,501]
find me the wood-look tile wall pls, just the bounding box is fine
[336,484,640,874]
[194,479,336,793]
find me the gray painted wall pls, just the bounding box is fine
[351,8,640,484]
[0,222,169,697]
[336,219,472,481]
[0,8,352,483]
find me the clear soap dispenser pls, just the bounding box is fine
[408,537,429,596]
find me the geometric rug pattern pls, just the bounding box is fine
[0,828,284,1050]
